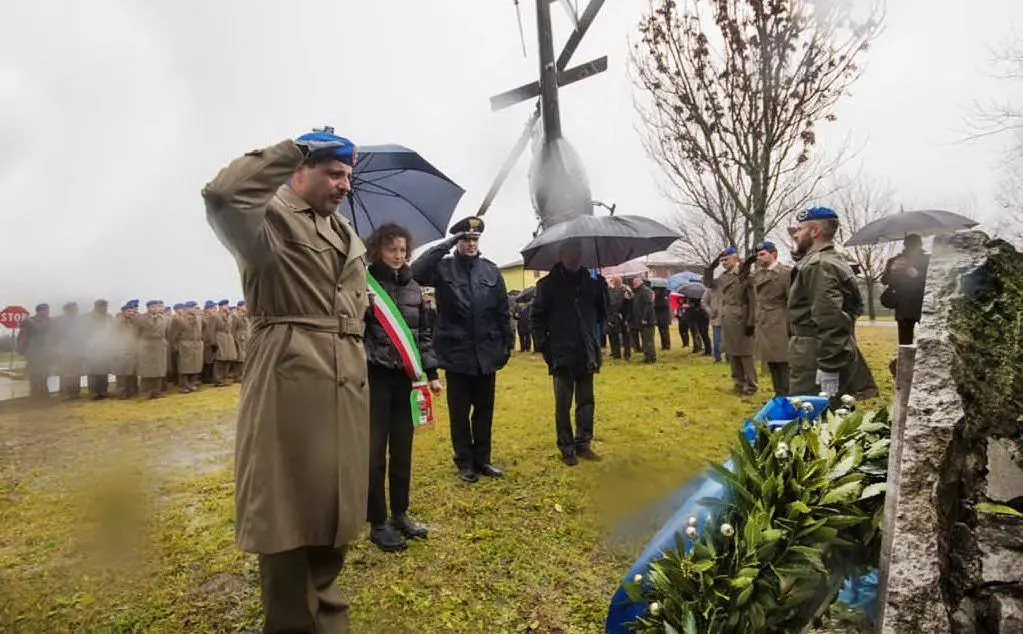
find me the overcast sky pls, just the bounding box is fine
[2,0,1022,308]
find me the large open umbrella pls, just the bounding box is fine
[667,270,702,291]
[340,144,464,244]
[520,215,680,270]
[844,209,978,246]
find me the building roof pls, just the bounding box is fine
[499,258,525,270]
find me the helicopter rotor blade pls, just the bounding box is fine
[476,0,607,218]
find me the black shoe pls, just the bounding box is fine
[562,453,579,466]
[369,523,407,552]
[479,464,504,478]
[391,514,428,540]
[459,467,479,483]
[578,447,602,462]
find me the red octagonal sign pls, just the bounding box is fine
[0,305,30,330]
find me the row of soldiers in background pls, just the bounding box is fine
[15,298,250,401]
[703,206,879,403]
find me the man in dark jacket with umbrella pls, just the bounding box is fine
[531,240,606,466]
[629,277,657,363]
[881,234,929,345]
[412,216,514,483]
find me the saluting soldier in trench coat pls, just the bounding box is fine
[201,301,217,384]
[212,300,239,384]
[230,301,250,378]
[203,129,370,634]
[112,303,139,398]
[742,242,792,396]
[84,299,115,400]
[174,302,204,393]
[704,248,758,395]
[788,207,878,402]
[135,300,168,399]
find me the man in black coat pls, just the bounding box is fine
[515,301,533,352]
[629,278,657,363]
[530,241,606,466]
[412,216,514,483]
[653,286,672,350]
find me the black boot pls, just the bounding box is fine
[370,523,407,552]
[391,514,428,540]
[458,467,479,483]
[578,446,602,462]
[561,453,579,467]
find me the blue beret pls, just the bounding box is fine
[720,246,738,257]
[237,300,246,307]
[128,298,140,305]
[173,303,184,310]
[204,300,216,309]
[797,206,839,222]
[35,303,49,312]
[146,300,159,307]
[185,301,197,308]
[755,241,777,253]
[296,130,356,166]
[218,299,229,306]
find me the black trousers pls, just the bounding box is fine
[116,375,138,398]
[88,374,109,398]
[446,371,496,471]
[367,366,414,525]
[657,319,672,350]
[690,311,711,353]
[608,316,624,359]
[638,325,656,363]
[517,327,532,352]
[677,319,690,347]
[897,319,917,345]
[553,371,595,456]
[259,545,348,634]
[768,362,790,396]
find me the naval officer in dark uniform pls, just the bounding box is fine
[412,216,514,483]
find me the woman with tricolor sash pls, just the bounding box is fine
[363,224,442,552]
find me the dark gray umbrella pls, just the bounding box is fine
[339,144,464,245]
[844,209,978,246]
[677,282,706,298]
[520,215,680,270]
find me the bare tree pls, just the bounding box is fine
[834,175,898,321]
[969,34,1023,240]
[632,0,882,249]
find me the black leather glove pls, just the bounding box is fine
[744,253,757,266]
[745,325,755,337]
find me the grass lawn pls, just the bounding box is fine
[0,326,897,633]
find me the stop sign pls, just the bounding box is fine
[0,305,30,330]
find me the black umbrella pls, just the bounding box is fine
[677,282,706,298]
[844,209,978,246]
[340,144,464,245]
[520,215,680,270]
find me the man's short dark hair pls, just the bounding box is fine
[302,148,348,168]
[816,218,840,241]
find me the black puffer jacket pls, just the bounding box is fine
[364,262,439,381]
[412,243,513,376]
[530,264,606,375]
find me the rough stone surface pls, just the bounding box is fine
[986,438,1023,505]
[880,232,1023,634]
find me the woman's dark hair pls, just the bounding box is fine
[366,224,414,263]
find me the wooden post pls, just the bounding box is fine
[876,344,917,628]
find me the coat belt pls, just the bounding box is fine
[251,315,365,338]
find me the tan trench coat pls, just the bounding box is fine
[83,312,115,375]
[231,312,250,363]
[110,314,138,376]
[750,263,792,363]
[135,313,168,379]
[203,139,370,555]
[704,264,755,357]
[175,313,204,375]
[212,311,239,362]
[53,314,85,378]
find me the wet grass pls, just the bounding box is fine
[0,327,897,633]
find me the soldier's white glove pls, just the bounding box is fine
[816,370,840,397]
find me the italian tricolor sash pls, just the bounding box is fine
[366,271,434,429]
[367,272,424,380]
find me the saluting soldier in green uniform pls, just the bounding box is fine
[741,242,792,396]
[787,207,878,402]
